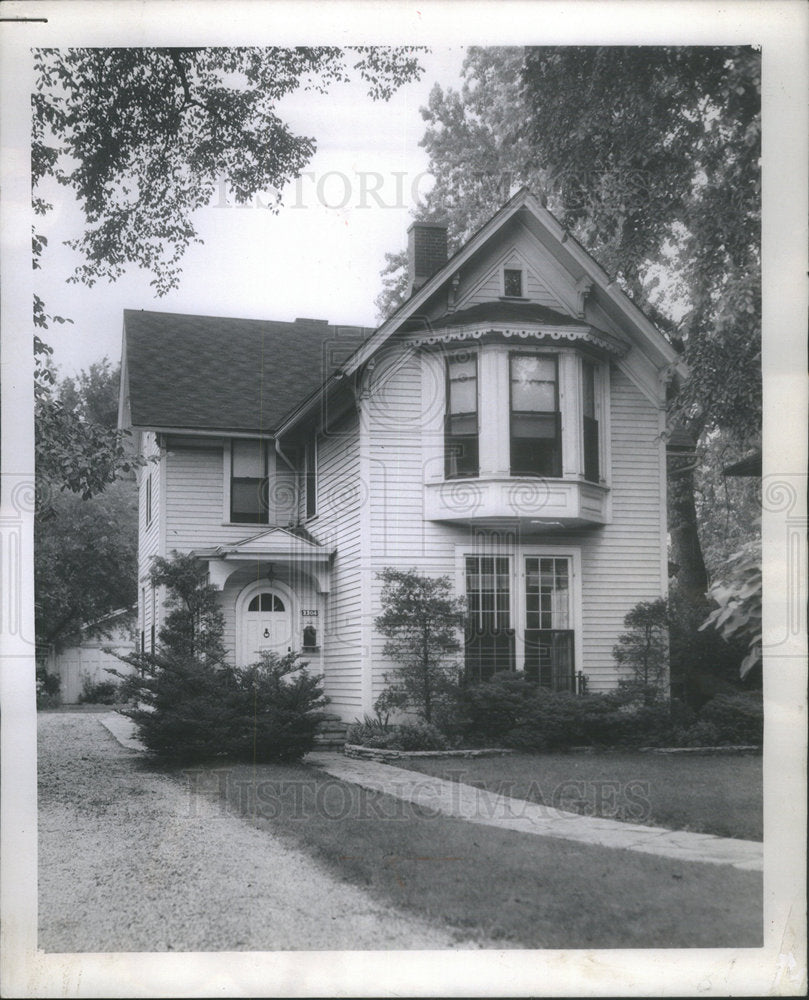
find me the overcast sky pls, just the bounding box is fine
[37,47,467,379]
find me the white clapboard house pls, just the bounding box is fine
[119,189,683,721]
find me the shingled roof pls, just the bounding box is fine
[123,309,373,433]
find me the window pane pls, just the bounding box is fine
[232,481,265,516]
[582,362,596,418]
[248,595,260,612]
[448,413,477,435]
[273,596,285,612]
[511,356,556,413]
[448,356,476,380]
[449,378,477,414]
[232,439,265,478]
[512,377,555,412]
[504,269,523,297]
[511,413,558,439]
[512,355,555,385]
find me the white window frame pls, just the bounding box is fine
[455,542,582,679]
[222,437,274,526]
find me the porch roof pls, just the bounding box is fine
[191,526,334,561]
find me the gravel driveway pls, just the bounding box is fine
[38,713,474,952]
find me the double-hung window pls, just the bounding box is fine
[230,439,269,524]
[445,353,479,479]
[509,353,561,477]
[582,360,600,482]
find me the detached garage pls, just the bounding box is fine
[47,609,137,704]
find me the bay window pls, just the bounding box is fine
[445,353,479,479]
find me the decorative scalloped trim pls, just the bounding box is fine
[410,324,629,357]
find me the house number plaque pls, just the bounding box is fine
[301,609,318,617]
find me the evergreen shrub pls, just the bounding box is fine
[116,552,328,763]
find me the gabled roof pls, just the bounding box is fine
[276,187,684,436]
[122,309,373,434]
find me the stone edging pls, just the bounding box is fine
[343,743,514,761]
[637,744,761,754]
[344,742,761,761]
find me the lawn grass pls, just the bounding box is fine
[188,760,762,949]
[396,751,763,841]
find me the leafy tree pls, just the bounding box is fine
[32,47,425,504]
[32,46,425,296]
[378,45,760,605]
[667,582,751,707]
[35,364,140,515]
[34,477,138,655]
[58,358,122,429]
[116,552,328,762]
[34,361,138,651]
[374,568,466,724]
[612,599,670,702]
[701,538,762,679]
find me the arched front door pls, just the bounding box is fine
[241,590,293,662]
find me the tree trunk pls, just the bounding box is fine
[667,452,709,601]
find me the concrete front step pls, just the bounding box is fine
[314,717,350,749]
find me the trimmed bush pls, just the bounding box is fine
[454,672,539,742]
[122,649,328,763]
[78,676,122,704]
[454,677,696,750]
[698,692,763,744]
[346,720,449,751]
[115,553,328,763]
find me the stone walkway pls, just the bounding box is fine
[309,753,763,872]
[100,715,763,873]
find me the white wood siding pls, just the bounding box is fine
[454,222,575,315]
[138,432,162,641]
[305,413,364,715]
[362,349,666,697]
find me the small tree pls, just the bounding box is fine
[115,552,327,762]
[374,568,466,724]
[612,599,670,703]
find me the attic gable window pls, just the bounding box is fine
[503,267,524,298]
[509,353,561,478]
[445,353,479,479]
[230,439,269,524]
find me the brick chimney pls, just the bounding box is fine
[407,221,448,296]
